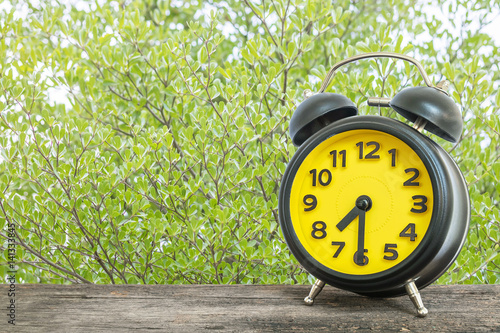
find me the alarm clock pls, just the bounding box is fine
[278,52,470,317]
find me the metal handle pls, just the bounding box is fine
[318,52,446,95]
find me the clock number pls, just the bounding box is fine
[356,141,380,160]
[399,223,417,241]
[330,149,346,167]
[411,195,428,213]
[311,221,327,239]
[331,241,346,258]
[303,194,317,211]
[388,148,397,167]
[309,169,332,187]
[383,243,398,260]
[354,249,369,266]
[403,168,420,186]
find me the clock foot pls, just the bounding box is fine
[304,279,325,306]
[405,281,428,317]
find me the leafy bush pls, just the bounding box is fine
[0,0,498,284]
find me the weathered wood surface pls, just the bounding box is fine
[0,284,499,332]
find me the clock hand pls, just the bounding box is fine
[336,206,360,231]
[354,210,368,266]
[336,195,372,266]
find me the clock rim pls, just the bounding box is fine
[279,115,458,295]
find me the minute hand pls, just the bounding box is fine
[354,210,368,266]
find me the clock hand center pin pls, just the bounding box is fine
[355,195,372,211]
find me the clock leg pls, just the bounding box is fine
[304,279,325,305]
[405,281,428,317]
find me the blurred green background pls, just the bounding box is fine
[0,0,498,285]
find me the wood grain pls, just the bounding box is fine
[0,284,499,332]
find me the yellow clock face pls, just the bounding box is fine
[289,129,434,275]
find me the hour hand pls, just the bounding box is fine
[336,206,360,231]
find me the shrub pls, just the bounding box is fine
[0,0,498,284]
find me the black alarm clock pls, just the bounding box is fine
[278,52,470,317]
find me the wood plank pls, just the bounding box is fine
[0,284,499,332]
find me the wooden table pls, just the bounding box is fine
[1,284,499,332]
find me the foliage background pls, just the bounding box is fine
[0,0,499,285]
